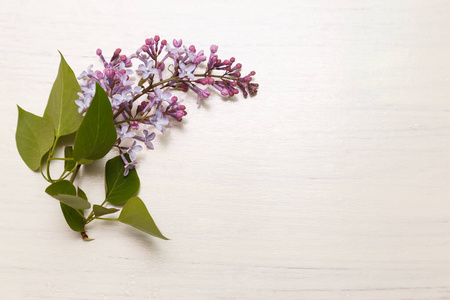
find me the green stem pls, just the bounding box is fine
[39,165,51,182]
[94,217,119,221]
[46,136,60,182]
[85,199,108,224]
[70,164,81,184]
[49,157,74,161]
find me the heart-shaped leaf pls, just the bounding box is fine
[16,106,55,170]
[119,197,168,240]
[73,83,117,162]
[105,154,140,204]
[43,52,83,138]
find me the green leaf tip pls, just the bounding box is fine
[16,106,55,170]
[93,205,120,217]
[119,197,168,240]
[73,82,117,162]
[43,51,83,138]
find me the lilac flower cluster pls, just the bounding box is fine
[76,35,259,175]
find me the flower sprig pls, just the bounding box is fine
[15,35,258,241]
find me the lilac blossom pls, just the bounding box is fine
[126,141,143,161]
[121,154,137,176]
[117,125,134,140]
[112,91,133,109]
[154,88,172,103]
[137,60,158,80]
[76,35,259,176]
[75,93,92,116]
[178,62,195,80]
[149,110,169,133]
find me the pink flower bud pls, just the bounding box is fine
[96,49,102,55]
[173,39,182,47]
[210,45,218,53]
[154,35,160,42]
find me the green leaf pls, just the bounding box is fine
[16,106,55,170]
[43,52,83,138]
[64,146,76,172]
[105,154,140,204]
[77,187,88,201]
[60,203,84,232]
[93,205,119,217]
[118,197,168,240]
[59,187,87,232]
[45,180,91,210]
[73,83,117,162]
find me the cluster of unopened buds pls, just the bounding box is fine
[76,35,259,175]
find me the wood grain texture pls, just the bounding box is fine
[1,0,450,299]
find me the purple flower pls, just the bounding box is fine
[78,64,94,79]
[154,88,172,103]
[112,91,133,109]
[142,130,155,149]
[149,110,169,133]
[121,154,137,176]
[117,125,134,140]
[81,81,96,97]
[126,141,143,161]
[75,92,92,116]
[179,62,195,80]
[196,88,210,105]
[165,43,184,60]
[137,60,158,80]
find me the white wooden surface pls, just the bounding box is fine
[1,0,450,299]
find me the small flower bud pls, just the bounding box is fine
[141,45,149,52]
[96,49,102,56]
[96,71,104,79]
[210,45,218,53]
[154,35,160,42]
[161,39,167,46]
[173,39,182,47]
